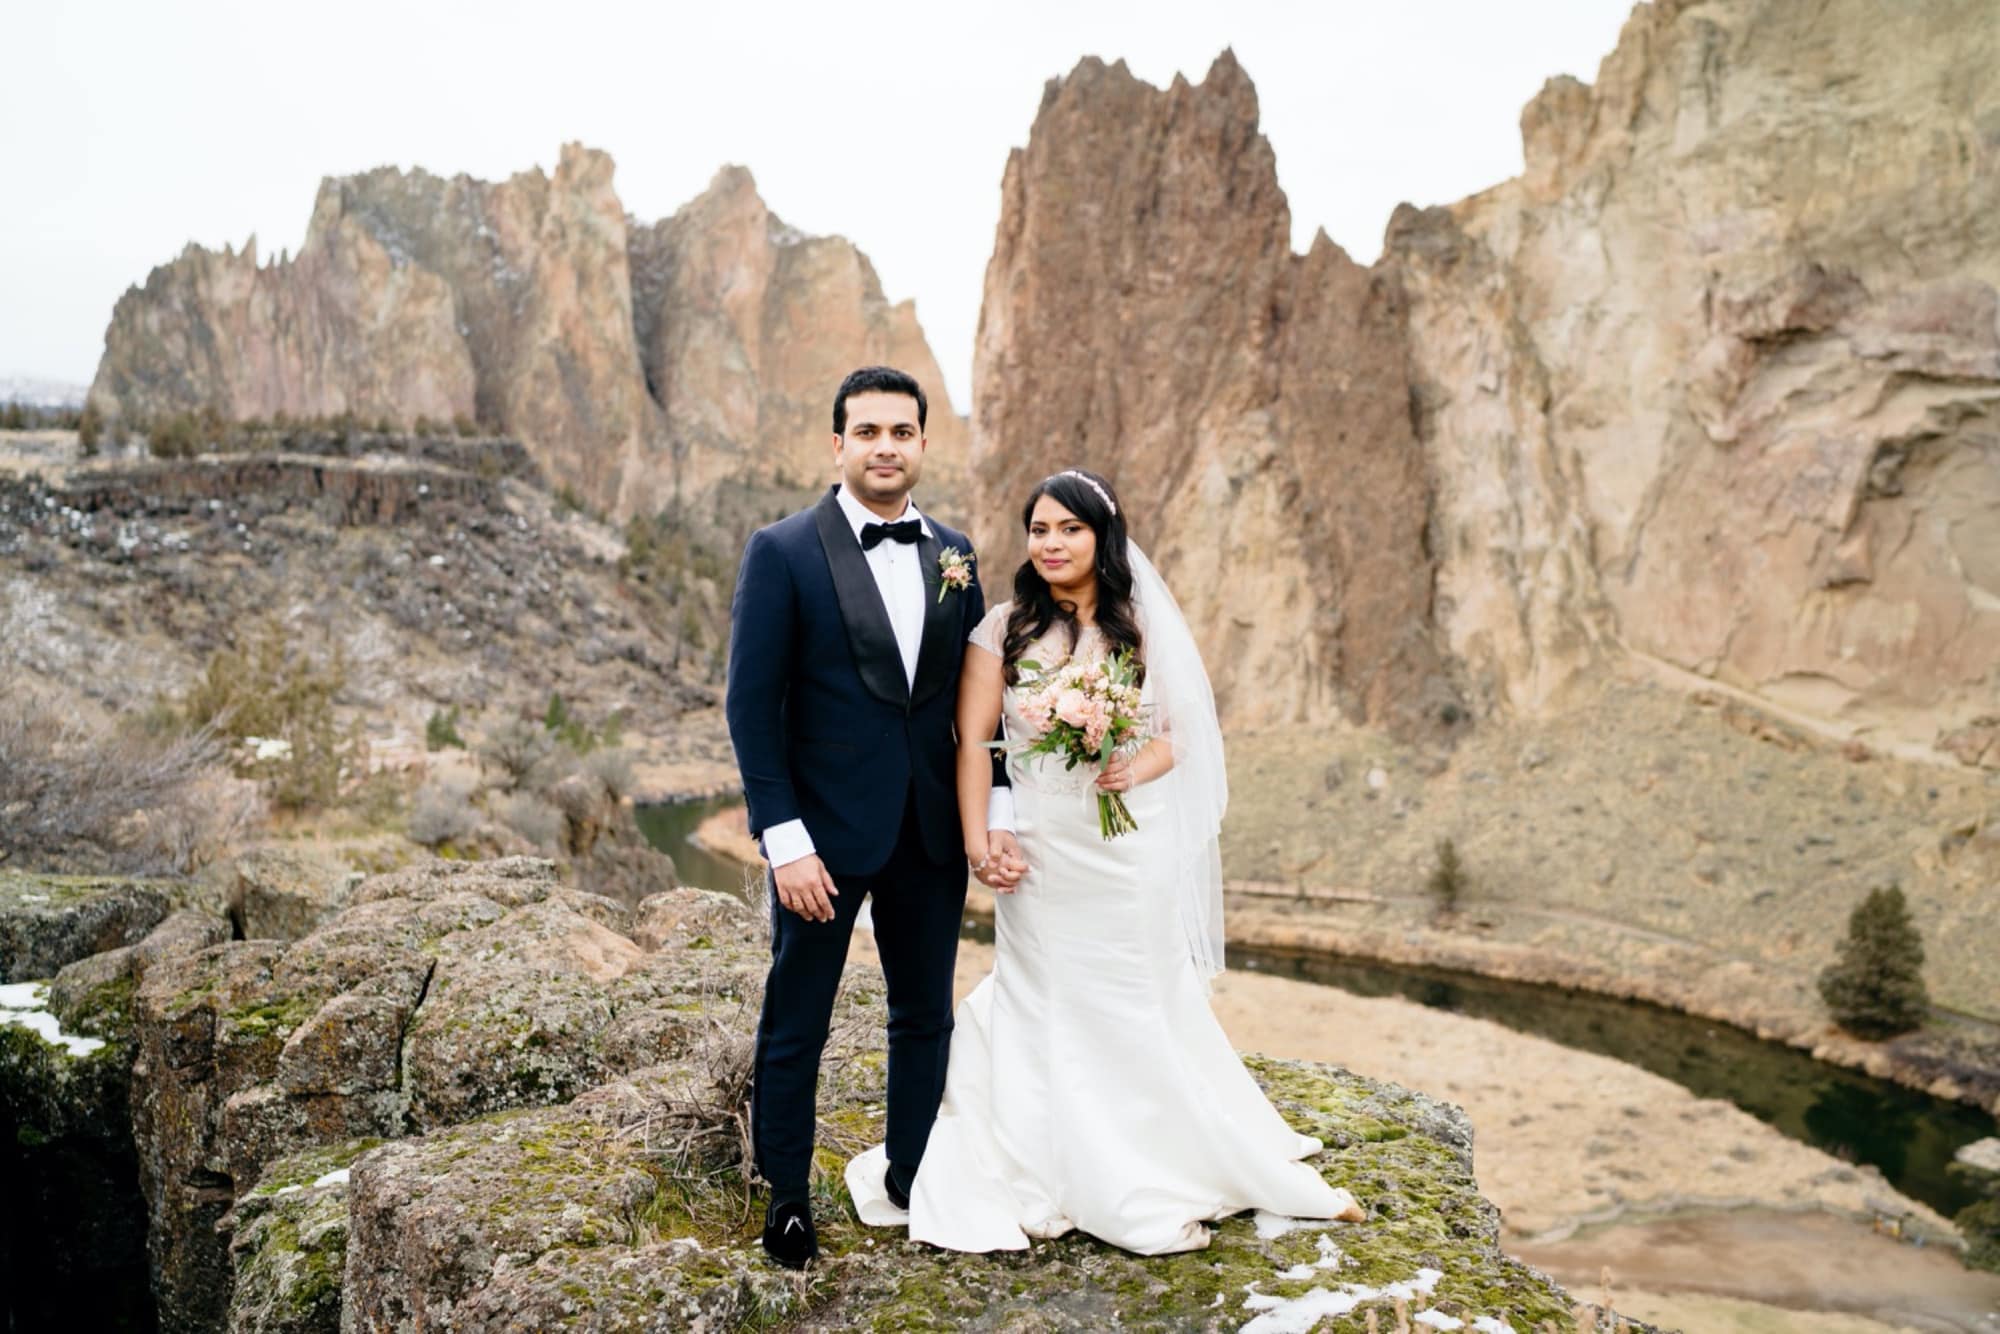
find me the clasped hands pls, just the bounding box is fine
[772,827,1033,922]
[969,830,1027,894]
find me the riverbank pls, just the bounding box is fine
[1220,891,2000,1120]
[1222,674,2000,1118]
[627,707,741,805]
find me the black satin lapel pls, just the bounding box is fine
[812,488,908,709]
[910,529,960,708]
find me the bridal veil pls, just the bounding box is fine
[1128,541,1227,981]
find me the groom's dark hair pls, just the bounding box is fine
[833,366,927,436]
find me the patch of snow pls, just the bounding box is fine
[1384,1269,1444,1301]
[1240,1267,1455,1334]
[1241,1285,1365,1332]
[311,1168,350,1188]
[1252,1211,1324,1240]
[0,982,49,1009]
[1415,1312,1464,1330]
[0,987,107,1057]
[1471,1318,1518,1334]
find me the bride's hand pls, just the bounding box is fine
[1096,754,1136,793]
[986,830,1026,893]
[968,833,1027,895]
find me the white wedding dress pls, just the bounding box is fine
[846,599,1360,1255]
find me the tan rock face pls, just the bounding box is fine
[1395,0,2000,755]
[629,165,970,514]
[978,9,1999,756]
[89,150,968,524]
[970,54,1458,736]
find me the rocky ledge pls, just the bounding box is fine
[0,871,174,982]
[6,858,1599,1331]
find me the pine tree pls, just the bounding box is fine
[1818,884,1929,1038]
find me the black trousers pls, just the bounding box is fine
[750,787,966,1195]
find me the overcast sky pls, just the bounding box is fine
[3,0,1635,408]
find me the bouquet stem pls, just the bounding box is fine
[1097,791,1139,839]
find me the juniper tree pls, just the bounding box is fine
[1818,884,1929,1039]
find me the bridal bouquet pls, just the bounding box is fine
[994,647,1149,838]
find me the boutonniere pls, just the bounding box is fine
[936,547,973,603]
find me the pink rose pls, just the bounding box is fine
[1055,688,1091,728]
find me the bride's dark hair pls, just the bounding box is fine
[1000,468,1144,685]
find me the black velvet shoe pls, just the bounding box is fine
[885,1162,914,1212]
[762,1199,818,1269]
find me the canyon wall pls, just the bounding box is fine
[970,2,1999,756]
[970,54,1460,736]
[89,149,968,523]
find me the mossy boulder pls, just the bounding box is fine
[167,856,1593,1330]
[234,972,1587,1331]
[225,1140,380,1334]
[0,974,148,1330]
[0,871,172,982]
[203,845,361,943]
[0,906,226,1333]
[130,857,714,1330]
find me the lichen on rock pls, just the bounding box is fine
[200,867,1586,1331]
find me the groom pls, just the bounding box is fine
[726,365,1022,1268]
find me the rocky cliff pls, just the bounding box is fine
[972,3,2000,758]
[971,53,1457,738]
[89,150,970,524]
[0,865,1589,1332]
[1399,0,2000,759]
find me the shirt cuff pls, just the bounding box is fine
[986,787,1016,834]
[761,818,816,868]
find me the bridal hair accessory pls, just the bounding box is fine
[936,547,973,602]
[1056,470,1117,516]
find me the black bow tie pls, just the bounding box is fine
[860,518,923,551]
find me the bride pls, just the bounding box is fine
[847,467,1362,1254]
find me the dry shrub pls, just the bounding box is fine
[407,771,481,849]
[477,715,558,792]
[493,790,563,850]
[581,746,635,802]
[0,685,260,874]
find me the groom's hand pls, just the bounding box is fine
[773,855,840,922]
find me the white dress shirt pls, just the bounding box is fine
[762,485,1015,869]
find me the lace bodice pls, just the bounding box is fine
[970,601,1148,795]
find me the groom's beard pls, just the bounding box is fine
[849,459,918,506]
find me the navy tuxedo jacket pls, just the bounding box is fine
[725,486,990,876]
